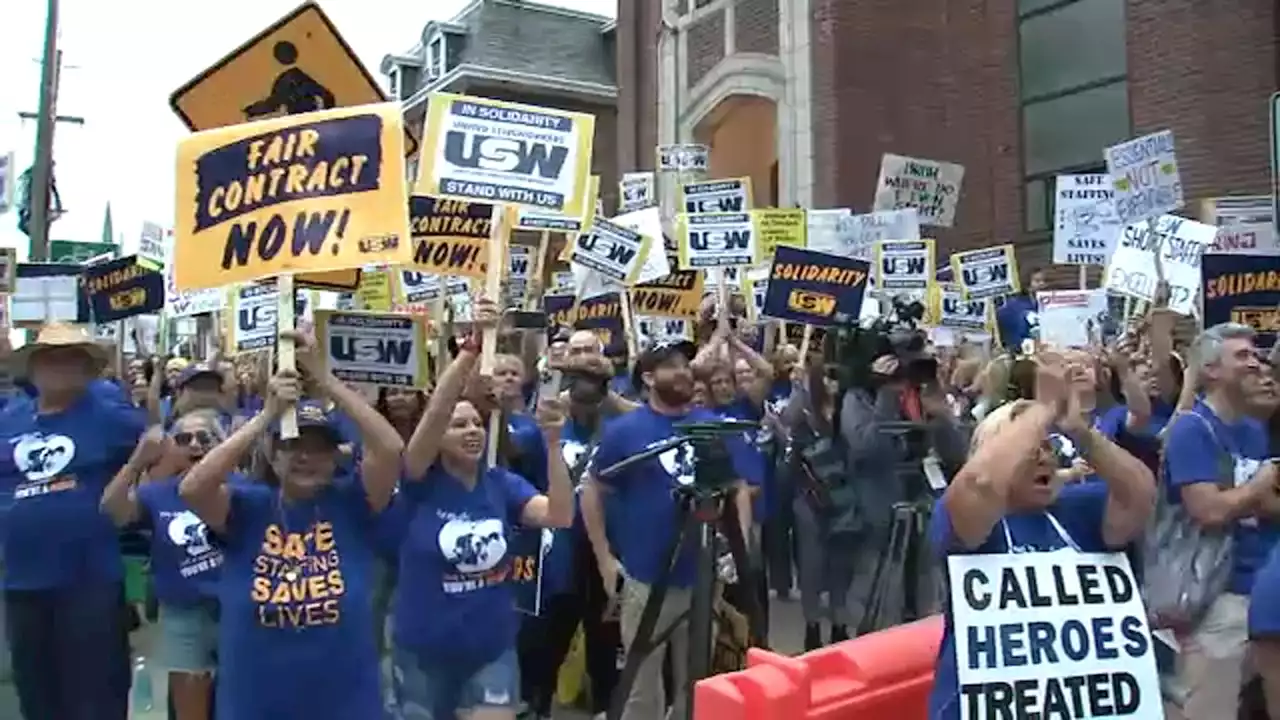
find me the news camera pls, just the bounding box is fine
[825,294,937,393]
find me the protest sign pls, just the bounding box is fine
[519,175,600,234]
[619,171,655,213]
[656,144,709,173]
[676,212,757,268]
[228,280,303,352]
[754,209,807,261]
[354,271,393,311]
[417,93,595,216]
[551,271,575,293]
[543,293,624,355]
[875,239,936,295]
[636,316,692,349]
[12,264,87,327]
[569,217,651,285]
[679,178,752,213]
[315,310,429,388]
[1105,130,1183,226]
[82,255,166,323]
[1037,290,1109,348]
[951,245,1019,301]
[0,247,16,295]
[761,246,869,327]
[138,222,167,271]
[573,207,671,297]
[408,195,502,280]
[1200,196,1280,256]
[1202,254,1280,346]
[948,552,1161,720]
[509,527,550,616]
[1104,214,1215,316]
[1053,174,1122,266]
[163,240,224,318]
[628,270,704,319]
[872,154,964,227]
[929,283,993,334]
[506,245,532,306]
[396,270,443,304]
[173,103,412,291]
[805,209,853,257]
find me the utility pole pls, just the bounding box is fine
[26,0,64,262]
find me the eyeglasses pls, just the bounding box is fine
[172,430,215,447]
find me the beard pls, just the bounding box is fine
[651,377,694,406]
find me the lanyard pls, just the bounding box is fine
[1000,511,1081,553]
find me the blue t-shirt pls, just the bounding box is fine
[1095,399,1175,474]
[926,489,1118,719]
[714,396,768,521]
[0,387,146,589]
[391,465,537,666]
[136,475,226,606]
[507,413,549,493]
[591,404,760,587]
[538,417,603,598]
[215,478,383,720]
[995,294,1038,351]
[1164,400,1277,595]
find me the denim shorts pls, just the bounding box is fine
[391,646,518,720]
[158,602,219,673]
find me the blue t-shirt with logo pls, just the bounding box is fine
[215,477,383,720]
[926,489,1115,719]
[995,294,1038,351]
[391,465,537,666]
[1164,400,1277,595]
[136,475,226,606]
[0,387,145,589]
[714,396,768,521]
[591,404,760,588]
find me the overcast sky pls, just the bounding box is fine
[0,0,615,259]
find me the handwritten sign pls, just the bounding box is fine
[1104,214,1215,316]
[873,154,965,228]
[1105,130,1183,226]
[951,245,1019,301]
[173,103,412,291]
[1053,174,1122,266]
[1037,290,1108,348]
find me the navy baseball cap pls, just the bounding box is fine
[272,401,342,444]
[630,340,697,393]
[175,362,223,389]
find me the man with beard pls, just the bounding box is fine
[580,342,760,720]
[518,353,628,720]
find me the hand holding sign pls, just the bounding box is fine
[535,396,567,434]
[265,368,303,418]
[280,329,325,381]
[473,296,501,331]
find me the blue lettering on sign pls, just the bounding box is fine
[689,230,750,251]
[963,264,1009,286]
[240,304,276,331]
[443,133,568,179]
[608,244,637,265]
[222,210,349,271]
[686,196,745,213]
[883,256,926,274]
[330,337,413,365]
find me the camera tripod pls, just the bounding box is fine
[594,419,765,720]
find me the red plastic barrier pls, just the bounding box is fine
[694,615,944,720]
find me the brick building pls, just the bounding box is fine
[616,0,1280,282]
[380,0,619,207]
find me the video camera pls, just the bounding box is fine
[825,295,938,392]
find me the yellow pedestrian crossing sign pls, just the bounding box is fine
[168,2,418,157]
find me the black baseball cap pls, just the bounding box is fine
[630,340,697,393]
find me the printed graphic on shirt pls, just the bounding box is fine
[10,432,78,499]
[656,439,696,486]
[250,520,346,630]
[163,510,223,578]
[437,512,510,593]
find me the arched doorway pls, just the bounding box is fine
[692,95,778,207]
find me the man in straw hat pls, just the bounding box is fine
[0,322,146,719]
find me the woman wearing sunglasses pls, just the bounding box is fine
[101,408,230,720]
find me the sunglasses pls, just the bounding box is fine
[172,430,216,447]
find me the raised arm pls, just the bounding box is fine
[283,330,404,513]
[518,396,574,528]
[100,426,168,526]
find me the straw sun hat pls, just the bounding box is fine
[12,322,109,377]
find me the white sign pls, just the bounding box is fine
[680,178,752,214]
[1201,195,1280,256]
[570,218,650,285]
[574,207,671,297]
[506,245,532,306]
[932,283,991,332]
[873,154,965,228]
[656,144,709,173]
[139,222,167,269]
[619,172,655,213]
[679,213,756,268]
[636,316,691,350]
[952,245,1018,301]
[1104,214,1216,316]
[0,152,14,216]
[11,274,80,325]
[420,93,592,213]
[1037,290,1109,348]
[398,270,443,304]
[1105,130,1183,226]
[230,282,281,352]
[317,311,426,388]
[163,236,224,318]
[949,551,1161,720]
[1053,174,1123,266]
[551,271,575,293]
[875,239,935,292]
[0,248,15,295]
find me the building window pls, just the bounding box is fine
[427,34,446,80]
[1018,0,1129,238]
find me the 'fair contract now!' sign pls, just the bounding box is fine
[949,552,1162,720]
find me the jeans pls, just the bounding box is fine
[762,474,797,594]
[392,647,520,720]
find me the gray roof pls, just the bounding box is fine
[383,0,615,88]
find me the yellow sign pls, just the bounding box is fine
[355,271,393,311]
[754,209,807,261]
[408,196,504,280]
[169,2,418,157]
[296,268,361,291]
[173,103,412,291]
[627,269,704,319]
[417,93,595,217]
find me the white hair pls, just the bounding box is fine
[1190,322,1255,375]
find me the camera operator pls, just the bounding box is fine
[836,338,969,629]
